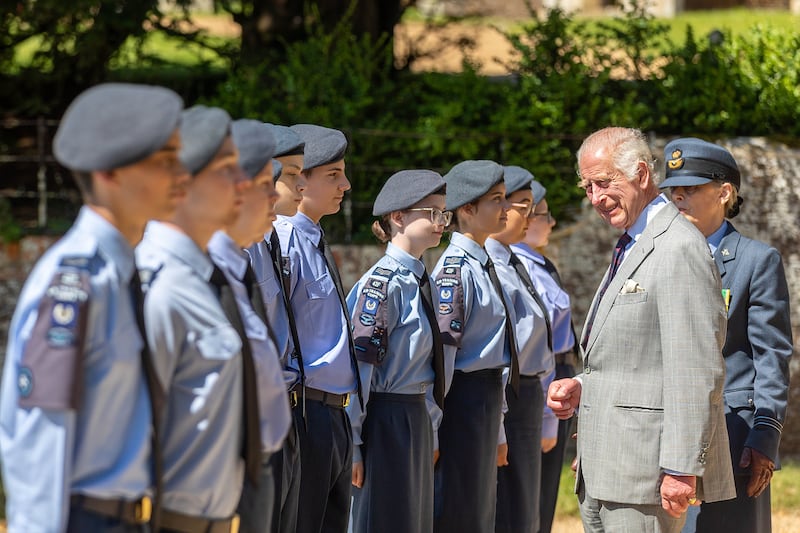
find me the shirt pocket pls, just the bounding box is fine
[195,324,241,360]
[551,288,571,311]
[258,277,281,303]
[305,273,335,300]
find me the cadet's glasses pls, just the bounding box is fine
[406,207,453,226]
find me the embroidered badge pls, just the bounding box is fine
[363,297,379,315]
[450,320,462,332]
[443,256,464,266]
[51,302,77,327]
[439,303,453,315]
[667,149,684,170]
[439,287,454,303]
[374,267,393,277]
[359,314,376,326]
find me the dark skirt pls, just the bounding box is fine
[434,368,504,533]
[351,392,434,533]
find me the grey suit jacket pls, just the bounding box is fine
[576,202,736,505]
[714,224,793,472]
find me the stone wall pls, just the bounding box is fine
[1,136,799,455]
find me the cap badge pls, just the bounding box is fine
[667,149,684,170]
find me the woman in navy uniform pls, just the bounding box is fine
[431,160,515,533]
[660,138,793,533]
[346,169,448,533]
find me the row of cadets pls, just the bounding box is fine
[136,105,266,532]
[431,160,520,532]
[487,166,554,533]
[208,119,292,532]
[246,123,308,533]
[0,83,188,532]
[345,170,449,533]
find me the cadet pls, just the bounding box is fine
[510,177,578,533]
[432,160,516,533]
[136,105,252,532]
[487,166,553,533]
[208,119,292,532]
[273,124,362,533]
[245,123,306,533]
[347,170,449,533]
[0,83,186,531]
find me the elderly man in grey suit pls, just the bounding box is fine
[547,127,736,532]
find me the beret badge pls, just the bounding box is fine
[667,149,684,170]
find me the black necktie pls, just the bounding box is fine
[318,235,364,409]
[509,252,554,352]
[582,232,633,351]
[268,233,306,384]
[243,263,279,351]
[417,270,446,410]
[130,270,164,531]
[485,257,520,396]
[210,265,261,486]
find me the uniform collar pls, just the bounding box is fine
[510,242,546,266]
[706,220,729,255]
[208,230,249,281]
[485,237,512,264]
[385,241,425,278]
[287,210,323,247]
[77,206,136,282]
[449,231,489,265]
[143,221,215,281]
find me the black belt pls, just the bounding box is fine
[293,386,349,408]
[70,494,151,525]
[161,509,240,533]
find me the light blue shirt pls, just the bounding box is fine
[706,220,729,255]
[137,222,244,519]
[0,206,151,532]
[620,193,670,264]
[274,212,357,395]
[345,243,447,462]
[246,227,301,390]
[432,232,510,374]
[208,231,291,454]
[485,238,552,378]
[510,244,575,355]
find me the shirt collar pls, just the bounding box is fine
[287,210,322,247]
[76,206,136,282]
[385,241,425,278]
[706,220,729,255]
[510,243,546,266]
[449,232,489,265]
[208,230,249,281]
[143,221,215,281]
[485,237,512,265]
[627,193,669,245]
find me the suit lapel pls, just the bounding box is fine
[583,203,680,355]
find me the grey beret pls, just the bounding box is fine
[265,124,305,158]
[231,119,277,179]
[272,160,282,182]
[530,180,547,204]
[660,137,740,190]
[443,160,505,211]
[53,83,183,172]
[503,165,535,195]
[179,105,232,175]
[373,169,446,216]
[290,124,347,170]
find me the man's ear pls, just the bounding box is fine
[636,161,651,189]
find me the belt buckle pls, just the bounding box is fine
[342,393,350,408]
[230,513,241,533]
[289,390,298,408]
[134,496,152,523]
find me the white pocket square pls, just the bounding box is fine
[620,279,646,294]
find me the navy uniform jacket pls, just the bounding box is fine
[712,222,792,469]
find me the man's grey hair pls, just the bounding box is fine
[577,127,659,183]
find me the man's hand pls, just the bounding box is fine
[497,443,509,467]
[547,378,581,419]
[352,461,364,488]
[541,437,557,454]
[739,447,775,498]
[660,474,698,518]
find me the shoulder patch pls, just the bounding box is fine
[352,270,394,366]
[434,259,466,347]
[19,267,91,410]
[443,256,465,266]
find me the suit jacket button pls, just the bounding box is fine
[585,366,592,374]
